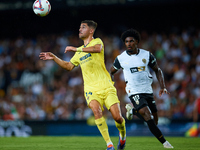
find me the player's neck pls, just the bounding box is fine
[127,48,138,55]
[83,36,94,47]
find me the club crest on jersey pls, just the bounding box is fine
[142,59,146,64]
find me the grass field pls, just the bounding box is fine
[0,136,199,150]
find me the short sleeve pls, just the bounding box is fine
[148,53,157,68]
[94,38,103,45]
[113,57,122,70]
[70,52,80,67]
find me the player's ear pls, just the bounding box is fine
[135,40,139,45]
[90,28,94,34]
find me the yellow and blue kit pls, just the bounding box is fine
[70,38,119,110]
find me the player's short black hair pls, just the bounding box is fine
[121,29,141,43]
[81,20,97,30]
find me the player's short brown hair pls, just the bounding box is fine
[81,20,97,30]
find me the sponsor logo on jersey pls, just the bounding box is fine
[80,53,91,61]
[130,66,145,73]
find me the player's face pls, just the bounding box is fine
[124,37,138,51]
[79,23,91,39]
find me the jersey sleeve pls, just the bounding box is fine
[113,57,122,70]
[148,53,157,68]
[94,38,103,45]
[70,52,80,67]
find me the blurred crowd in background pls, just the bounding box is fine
[0,26,200,122]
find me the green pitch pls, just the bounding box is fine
[0,136,199,150]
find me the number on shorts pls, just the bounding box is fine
[132,95,140,105]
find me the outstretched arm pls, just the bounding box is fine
[65,44,102,53]
[39,52,75,71]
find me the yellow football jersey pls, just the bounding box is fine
[70,38,113,91]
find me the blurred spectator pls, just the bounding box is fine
[193,97,200,122]
[0,27,200,121]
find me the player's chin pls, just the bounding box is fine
[79,35,85,39]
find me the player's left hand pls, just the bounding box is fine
[159,88,170,97]
[64,46,77,53]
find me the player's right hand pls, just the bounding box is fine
[39,52,54,60]
[159,88,170,97]
[64,46,77,53]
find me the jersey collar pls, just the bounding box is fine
[84,38,95,47]
[126,49,140,56]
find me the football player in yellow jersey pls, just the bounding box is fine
[39,20,126,150]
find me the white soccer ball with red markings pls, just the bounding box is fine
[33,0,51,17]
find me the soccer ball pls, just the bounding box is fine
[33,0,51,17]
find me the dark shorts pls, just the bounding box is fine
[129,93,157,113]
